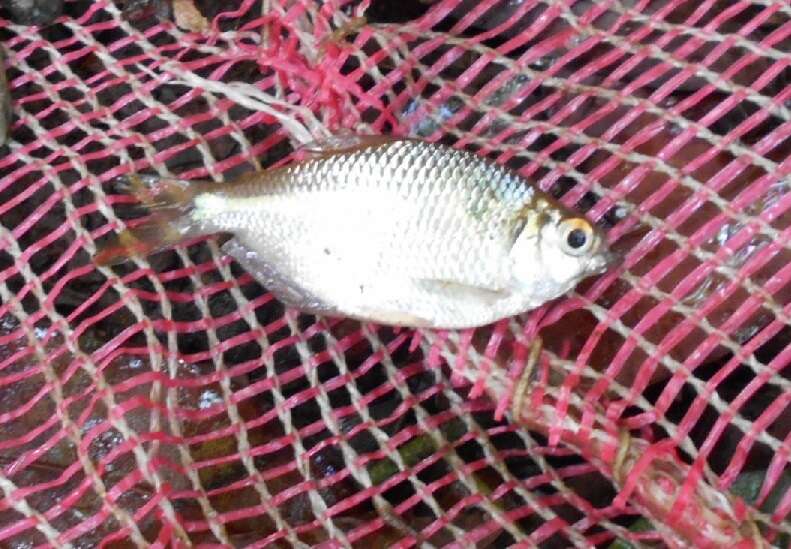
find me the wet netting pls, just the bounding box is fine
[0,0,789,546]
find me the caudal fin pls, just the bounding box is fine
[95,174,208,266]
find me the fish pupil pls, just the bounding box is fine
[567,228,587,249]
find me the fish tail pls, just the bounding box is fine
[95,174,210,266]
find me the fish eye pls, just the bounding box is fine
[560,218,595,256]
[567,228,587,249]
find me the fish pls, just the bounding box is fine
[95,135,615,329]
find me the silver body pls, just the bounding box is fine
[187,138,610,328]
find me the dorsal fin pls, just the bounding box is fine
[297,133,416,159]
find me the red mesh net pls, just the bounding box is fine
[0,0,789,546]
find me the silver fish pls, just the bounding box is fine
[95,135,614,329]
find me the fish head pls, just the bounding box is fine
[510,208,615,302]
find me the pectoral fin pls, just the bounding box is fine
[355,279,506,328]
[417,279,508,299]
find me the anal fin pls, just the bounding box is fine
[222,238,342,317]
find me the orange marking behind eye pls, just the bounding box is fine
[563,218,594,234]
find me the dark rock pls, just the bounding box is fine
[0,0,64,26]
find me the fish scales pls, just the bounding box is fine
[205,142,521,280]
[96,137,613,328]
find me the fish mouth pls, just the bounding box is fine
[588,249,621,275]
